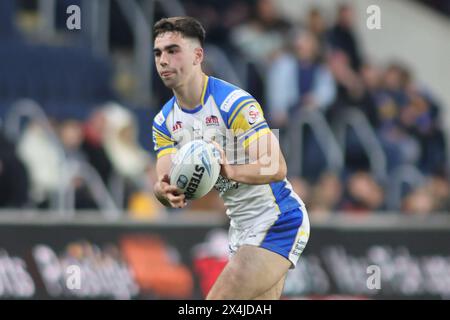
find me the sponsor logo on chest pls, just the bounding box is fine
[205,115,219,126]
[172,121,183,131]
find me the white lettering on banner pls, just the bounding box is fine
[0,250,35,298]
[284,246,450,298]
[32,244,139,299]
[284,255,331,295]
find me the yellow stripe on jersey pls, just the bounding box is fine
[153,130,175,151]
[152,126,172,141]
[228,98,257,127]
[201,75,209,105]
[242,127,271,149]
[229,101,264,132]
[157,147,177,159]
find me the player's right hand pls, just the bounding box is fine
[154,174,187,208]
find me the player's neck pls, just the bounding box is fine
[173,71,206,110]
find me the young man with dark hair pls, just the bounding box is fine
[152,16,310,300]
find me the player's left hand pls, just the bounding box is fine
[210,140,235,180]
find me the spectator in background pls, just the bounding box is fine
[341,171,384,213]
[359,62,384,127]
[266,29,336,127]
[289,176,312,208]
[308,172,343,217]
[17,120,61,207]
[327,49,365,113]
[372,64,422,172]
[327,4,362,72]
[58,119,99,210]
[306,7,328,59]
[81,109,113,185]
[101,103,161,218]
[230,0,293,102]
[402,186,435,215]
[267,29,336,182]
[184,0,251,52]
[426,176,450,212]
[325,4,366,116]
[399,78,447,176]
[230,0,291,66]
[58,119,85,162]
[18,118,98,210]
[102,103,151,182]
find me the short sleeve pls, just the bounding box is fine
[152,113,177,159]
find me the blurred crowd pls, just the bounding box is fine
[0,0,449,217]
[0,103,165,218]
[179,0,450,216]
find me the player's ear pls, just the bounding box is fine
[193,46,204,65]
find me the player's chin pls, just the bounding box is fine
[162,78,178,89]
[160,74,178,87]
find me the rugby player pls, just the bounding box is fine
[152,16,310,300]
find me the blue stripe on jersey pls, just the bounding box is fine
[238,123,269,144]
[237,120,268,138]
[252,120,268,130]
[155,144,176,154]
[153,97,175,137]
[209,77,253,129]
[269,180,301,213]
[260,207,303,258]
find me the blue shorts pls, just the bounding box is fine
[228,205,310,268]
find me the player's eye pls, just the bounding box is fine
[154,51,161,57]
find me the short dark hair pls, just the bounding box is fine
[153,16,206,47]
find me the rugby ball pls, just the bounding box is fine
[169,140,221,200]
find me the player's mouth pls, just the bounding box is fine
[161,71,175,78]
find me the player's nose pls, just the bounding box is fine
[159,51,169,67]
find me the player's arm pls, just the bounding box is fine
[152,121,186,208]
[214,131,287,185]
[215,101,287,185]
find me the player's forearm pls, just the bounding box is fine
[227,162,286,185]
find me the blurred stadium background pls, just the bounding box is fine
[0,0,450,299]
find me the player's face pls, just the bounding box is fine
[153,32,199,89]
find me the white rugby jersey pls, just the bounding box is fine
[152,75,304,227]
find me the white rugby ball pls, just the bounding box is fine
[169,140,221,200]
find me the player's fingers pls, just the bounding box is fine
[166,193,185,203]
[167,194,186,208]
[163,185,182,194]
[161,174,171,184]
[171,200,187,208]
